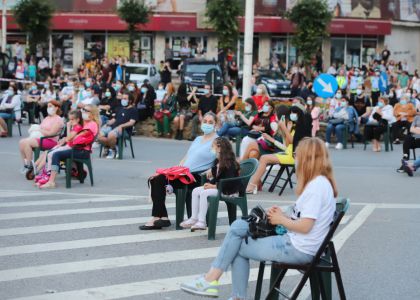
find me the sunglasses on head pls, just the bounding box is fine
[82,108,91,113]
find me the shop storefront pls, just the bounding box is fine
[331,36,378,68]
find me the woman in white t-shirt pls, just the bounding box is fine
[181,137,338,300]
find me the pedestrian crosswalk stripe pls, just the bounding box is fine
[0,204,158,220]
[0,225,231,257]
[9,266,296,300]
[0,247,222,282]
[0,208,229,237]
[0,196,138,207]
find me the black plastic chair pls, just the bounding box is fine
[254,198,350,300]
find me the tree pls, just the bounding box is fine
[117,0,151,62]
[286,0,332,74]
[12,0,54,56]
[206,0,241,78]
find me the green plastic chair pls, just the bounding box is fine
[33,127,65,161]
[254,198,350,300]
[235,133,244,157]
[343,123,354,150]
[207,158,258,240]
[99,127,135,160]
[65,150,94,189]
[363,124,393,152]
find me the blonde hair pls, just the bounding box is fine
[295,137,338,197]
[85,104,101,128]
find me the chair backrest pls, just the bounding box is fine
[311,198,350,264]
[239,158,259,188]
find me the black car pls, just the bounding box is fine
[256,70,292,98]
[180,59,223,94]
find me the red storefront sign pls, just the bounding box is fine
[2,13,391,36]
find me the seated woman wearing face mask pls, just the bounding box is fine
[98,92,139,159]
[140,112,218,230]
[246,104,310,195]
[239,100,278,160]
[252,84,270,110]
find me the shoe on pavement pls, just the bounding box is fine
[20,165,30,174]
[180,218,197,229]
[191,221,207,232]
[325,142,330,148]
[335,143,343,150]
[106,149,115,159]
[180,276,219,297]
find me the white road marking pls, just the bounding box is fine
[0,208,232,237]
[0,197,139,207]
[0,225,231,257]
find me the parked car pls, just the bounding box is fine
[256,70,292,98]
[180,59,223,94]
[123,63,160,88]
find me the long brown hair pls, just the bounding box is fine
[214,137,239,173]
[295,137,338,197]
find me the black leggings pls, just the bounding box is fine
[392,120,411,141]
[364,125,385,141]
[150,173,202,218]
[402,135,420,159]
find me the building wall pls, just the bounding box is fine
[206,34,218,61]
[73,31,84,71]
[258,34,271,68]
[385,23,420,73]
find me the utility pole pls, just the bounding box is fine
[241,0,255,100]
[1,0,6,53]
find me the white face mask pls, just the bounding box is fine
[82,112,89,120]
[356,89,362,95]
[47,107,56,116]
[270,122,279,132]
[307,100,313,106]
[256,88,263,95]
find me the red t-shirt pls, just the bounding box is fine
[252,95,269,110]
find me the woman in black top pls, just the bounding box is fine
[180,137,242,231]
[136,82,156,121]
[173,82,195,140]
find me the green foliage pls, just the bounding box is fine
[286,0,332,65]
[206,0,242,51]
[12,0,54,55]
[117,0,151,61]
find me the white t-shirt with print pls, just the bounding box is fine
[287,176,336,256]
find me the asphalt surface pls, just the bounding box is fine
[0,123,419,300]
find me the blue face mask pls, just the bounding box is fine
[121,99,129,107]
[290,113,298,122]
[223,90,228,96]
[105,91,111,98]
[262,105,270,113]
[86,91,92,98]
[400,100,407,105]
[128,86,135,92]
[31,86,37,91]
[85,82,91,88]
[202,89,209,95]
[377,102,384,108]
[141,87,148,94]
[7,89,14,96]
[201,123,214,135]
[115,85,121,91]
[245,105,251,112]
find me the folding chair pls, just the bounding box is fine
[254,198,350,300]
[268,164,296,196]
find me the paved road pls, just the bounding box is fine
[0,123,419,300]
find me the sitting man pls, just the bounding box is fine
[0,84,21,137]
[98,91,138,159]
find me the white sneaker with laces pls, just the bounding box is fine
[335,143,343,150]
[180,276,219,297]
[325,142,330,148]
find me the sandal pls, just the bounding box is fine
[191,221,207,232]
[246,183,258,195]
[39,181,56,189]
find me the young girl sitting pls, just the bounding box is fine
[35,110,84,186]
[180,137,242,231]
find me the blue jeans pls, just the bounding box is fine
[0,112,14,120]
[211,219,313,299]
[51,149,90,172]
[217,123,248,138]
[414,158,420,170]
[326,123,346,144]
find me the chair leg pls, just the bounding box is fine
[118,137,123,160]
[99,144,103,158]
[65,159,72,188]
[207,197,220,240]
[34,148,40,163]
[129,138,135,158]
[262,165,273,186]
[286,167,294,189]
[18,122,22,136]
[87,160,94,186]
[317,271,328,300]
[238,200,248,217]
[278,169,292,196]
[329,243,346,300]
[289,271,311,300]
[254,262,266,300]
[266,267,288,300]
[175,187,188,230]
[269,166,285,193]
[226,202,237,224]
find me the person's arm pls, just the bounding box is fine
[407,104,417,118]
[410,125,420,135]
[2,95,20,110]
[278,121,293,145]
[117,119,136,131]
[267,206,315,234]
[187,87,197,101]
[223,95,237,111]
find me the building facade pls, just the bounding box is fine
[1,0,419,74]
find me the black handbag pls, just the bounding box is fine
[242,205,276,239]
[247,131,262,139]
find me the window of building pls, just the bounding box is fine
[362,39,377,66]
[270,37,287,70]
[84,34,106,61]
[346,38,362,68]
[52,34,74,71]
[331,38,345,66]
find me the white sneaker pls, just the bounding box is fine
[335,143,343,150]
[19,166,29,174]
[325,142,330,148]
[106,149,115,159]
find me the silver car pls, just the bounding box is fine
[123,63,161,88]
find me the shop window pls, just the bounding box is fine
[362,39,377,66]
[270,37,287,71]
[84,34,106,61]
[331,38,345,66]
[346,38,361,68]
[52,34,74,71]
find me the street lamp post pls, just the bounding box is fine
[241,0,255,100]
[1,0,6,53]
